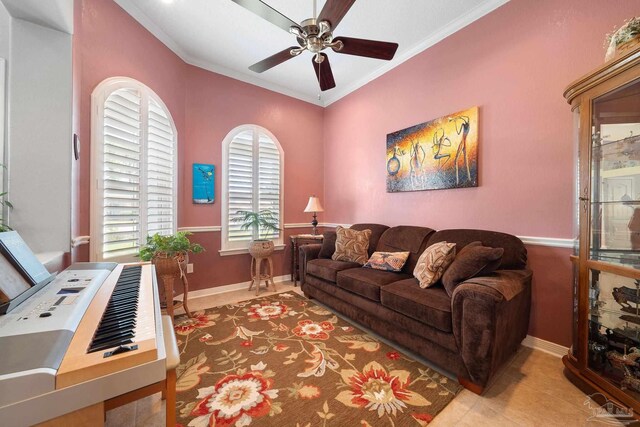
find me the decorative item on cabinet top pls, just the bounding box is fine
[605,17,640,62]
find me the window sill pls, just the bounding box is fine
[219,244,286,257]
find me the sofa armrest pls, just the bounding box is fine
[451,269,533,389]
[299,244,322,285]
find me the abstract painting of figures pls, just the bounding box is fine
[386,107,479,192]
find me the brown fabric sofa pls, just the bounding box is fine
[299,224,532,394]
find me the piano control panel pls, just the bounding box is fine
[0,268,112,337]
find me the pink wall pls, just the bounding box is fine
[322,0,639,346]
[182,66,324,287]
[73,0,638,346]
[73,0,187,262]
[73,0,324,286]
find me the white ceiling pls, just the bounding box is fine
[1,0,74,34]
[115,0,508,106]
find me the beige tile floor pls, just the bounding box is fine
[106,281,625,427]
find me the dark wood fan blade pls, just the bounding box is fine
[249,47,298,73]
[333,37,398,60]
[230,0,298,33]
[312,53,336,91]
[318,0,356,29]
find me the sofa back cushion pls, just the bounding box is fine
[318,231,337,259]
[376,226,435,273]
[426,229,527,270]
[441,241,504,296]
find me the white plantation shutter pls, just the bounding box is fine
[146,99,175,237]
[228,130,254,242]
[101,88,142,260]
[92,79,177,262]
[223,126,283,251]
[258,135,280,239]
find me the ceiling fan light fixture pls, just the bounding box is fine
[237,0,398,92]
[317,20,330,37]
[328,40,344,51]
[289,25,306,38]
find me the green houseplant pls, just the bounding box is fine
[138,232,204,316]
[0,190,12,232]
[138,231,204,262]
[231,209,281,257]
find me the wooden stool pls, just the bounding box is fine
[249,255,276,295]
[104,315,180,427]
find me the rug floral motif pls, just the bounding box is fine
[173,292,461,427]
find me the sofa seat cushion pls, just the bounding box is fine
[336,268,411,302]
[381,279,453,333]
[307,258,361,282]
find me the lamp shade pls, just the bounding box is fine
[303,196,324,213]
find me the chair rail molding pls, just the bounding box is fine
[71,235,91,247]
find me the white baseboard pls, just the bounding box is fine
[522,335,569,358]
[175,274,290,300]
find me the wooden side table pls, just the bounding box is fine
[290,234,323,286]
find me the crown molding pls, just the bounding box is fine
[182,55,324,107]
[114,0,510,108]
[113,0,323,107]
[113,0,190,61]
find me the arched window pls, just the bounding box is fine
[91,77,177,262]
[221,125,284,254]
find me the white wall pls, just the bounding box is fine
[0,4,9,58]
[7,18,72,253]
[0,4,10,219]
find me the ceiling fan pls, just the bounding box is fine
[230,0,399,91]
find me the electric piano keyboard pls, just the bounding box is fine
[56,263,158,388]
[0,262,166,426]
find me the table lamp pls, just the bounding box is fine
[303,196,324,235]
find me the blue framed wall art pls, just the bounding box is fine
[192,163,215,204]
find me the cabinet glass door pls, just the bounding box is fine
[590,78,640,268]
[587,268,640,399]
[587,76,640,399]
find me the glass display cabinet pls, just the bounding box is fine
[563,44,640,414]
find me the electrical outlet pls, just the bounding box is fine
[187,263,194,274]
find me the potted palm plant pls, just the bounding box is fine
[138,232,204,314]
[231,209,281,257]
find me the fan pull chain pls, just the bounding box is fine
[317,53,322,101]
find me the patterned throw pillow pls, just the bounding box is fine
[363,251,410,272]
[332,226,372,265]
[413,241,456,288]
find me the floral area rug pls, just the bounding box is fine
[173,292,461,427]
